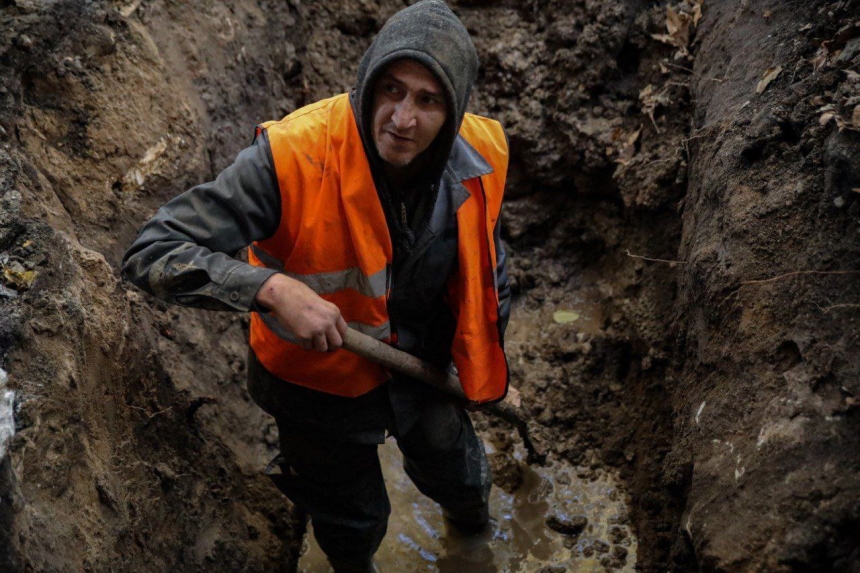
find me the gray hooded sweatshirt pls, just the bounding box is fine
[122,0,509,437]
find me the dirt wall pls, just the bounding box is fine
[1,1,305,570]
[674,0,860,569]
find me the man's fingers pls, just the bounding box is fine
[312,332,328,353]
[336,315,348,336]
[328,327,343,352]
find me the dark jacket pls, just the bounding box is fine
[121,0,510,437]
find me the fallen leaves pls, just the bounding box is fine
[1,262,36,291]
[811,45,831,71]
[818,104,860,132]
[612,125,642,167]
[607,125,643,178]
[652,0,703,59]
[553,310,580,324]
[755,66,782,94]
[639,84,672,131]
[810,21,860,71]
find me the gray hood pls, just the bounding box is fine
[352,0,479,185]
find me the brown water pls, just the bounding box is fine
[297,437,637,572]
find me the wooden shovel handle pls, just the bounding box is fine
[342,327,467,401]
[341,327,547,464]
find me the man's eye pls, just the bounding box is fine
[384,84,399,95]
[421,95,441,106]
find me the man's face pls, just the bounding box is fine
[371,59,447,168]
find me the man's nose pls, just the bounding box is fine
[391,98,417,130]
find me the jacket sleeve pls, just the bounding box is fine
[121,130,281,312]
[494,212,511,341]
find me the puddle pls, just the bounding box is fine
[298,436,636,572]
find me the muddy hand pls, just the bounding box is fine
[254,273,348,352]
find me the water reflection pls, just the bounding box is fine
[298,436,636,572]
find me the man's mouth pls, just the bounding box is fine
[386,130,413,143]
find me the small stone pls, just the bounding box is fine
[489,452,523,493]
[576,467,593,479]
[594,539,610,554]
[612,544,628,560]
[609,525,628,544]
[537,408,554,425]
[16,35,33,50]
[836,37,860,64]
[834,196,846,208]
[0,285,17,299]
[546,514,588,536]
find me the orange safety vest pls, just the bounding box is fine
[248,93,509,404]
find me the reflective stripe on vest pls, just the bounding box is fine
[250,245,389,298]
[249,93,509,402]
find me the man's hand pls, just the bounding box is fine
[255,273,348,352]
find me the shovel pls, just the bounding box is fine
[342,327,547,463]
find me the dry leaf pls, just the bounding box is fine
[553,310,580,324]
[763,9,773,18]
[2,266,36,290]
[756,65,782,94]
[690,0,703,27]
[639,84,672,131]
[799,23,813,32]
[811,45,830,71]
[820,110,848,130]
[852,188,860,194]
[652,3,696,57]
[820,112,837,126]
[666,6,689,41]
[615,126,643,167]
[853,105,860,129]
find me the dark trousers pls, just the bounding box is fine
[248,352,491,572]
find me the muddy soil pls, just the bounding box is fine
[1,0,859,571]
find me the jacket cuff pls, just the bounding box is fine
[219,263,279,312]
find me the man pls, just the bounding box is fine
[122,1,510,570]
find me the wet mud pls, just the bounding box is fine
[298,436,637,572]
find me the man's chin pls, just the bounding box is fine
[379,151,416,168]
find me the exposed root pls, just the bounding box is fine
[625,250,687,265]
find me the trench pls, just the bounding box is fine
[5,0,860,570]
[0,1,691,570]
